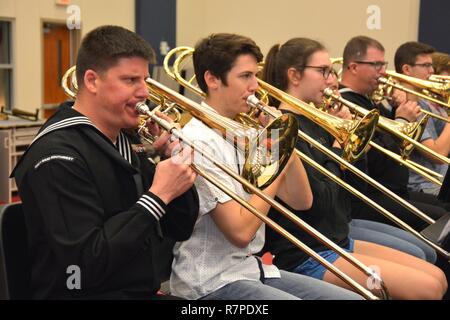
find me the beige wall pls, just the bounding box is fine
[0,0,134,112]
[177,0,420,65]
[1,0,421,113]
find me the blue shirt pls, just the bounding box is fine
[408,99,448,193]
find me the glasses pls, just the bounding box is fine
[300,66,333,79]
[353,61,388,71]
[411,62,434,69]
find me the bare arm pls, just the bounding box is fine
[421,122,450,162]
[210,170,284,248]
[276,153,313,210]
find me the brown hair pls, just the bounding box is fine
[394,41,435,73]
[76,25,155,88]
[193,33,263,94]
[343,35,384,68]
[262,38,325,107]
[432,52,450,75]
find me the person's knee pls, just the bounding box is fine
[436,267,448,295]
[411,275,446,300]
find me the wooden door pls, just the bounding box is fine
[43,24,70,109]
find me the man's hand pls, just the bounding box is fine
[147,111,182,158]
[149,144,197,204]
[391,88,407,107]
[395,100,421,122]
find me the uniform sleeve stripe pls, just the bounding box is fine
[136,199,161,221]
[141,194,166,215]
[139,196,164,218]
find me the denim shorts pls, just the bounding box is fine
[293,238,355,280]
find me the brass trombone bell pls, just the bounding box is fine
[61,65,77,99]
[382,71,450,108]
[167,47,379,163]
[162,49,450,262]
[256,80,379,163]
[322,89,442,184]
[135,100,384,300]
[324,87,450,166]
[145,76,299,192]
[331,57,450,115]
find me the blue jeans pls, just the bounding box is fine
[293,239,355,280]
[200,270,363,300]
[349,219,437,263]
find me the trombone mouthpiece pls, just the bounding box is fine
[323,87,334,97]
[247,95,261,108]
[135,101,150,115]
[378,77,388,84]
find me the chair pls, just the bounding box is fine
[0,203,31,299]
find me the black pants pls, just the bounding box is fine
[409,190,450,211]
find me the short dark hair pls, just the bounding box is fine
[76,25,155,88]
[394,41,435,73]
[193,33,263,94]
[343,36,384,68]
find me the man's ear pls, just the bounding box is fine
[204,70,220,91]
[347,62,358,75]
[401,64,412,76]
[83,70,100,93]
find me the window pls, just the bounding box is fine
[0,21,13,111]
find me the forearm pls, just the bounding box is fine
[295,140,345,217]
[421,124,450,160]
[276,154,313,210]
[211,177,281,248]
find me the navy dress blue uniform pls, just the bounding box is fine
[11,103,199,299]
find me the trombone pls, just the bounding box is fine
[429,74,450,84]
[374,75,450,122]
[383,70,450,107]
[329,59,450,163]
[62,65,388,300]
[323,88,443,185]
[259,58,440,184]
[164,47,450,260]
[332,58,450,121]
[167,47,379,163]
[61,65,297,192]
[325,87,450,166]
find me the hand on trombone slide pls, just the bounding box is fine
[145,110,186,159]
[146,113,197,203]
[322,90,353,120]
[394,99,422,123]
[328,103,353,120]
[256,104,281,126]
